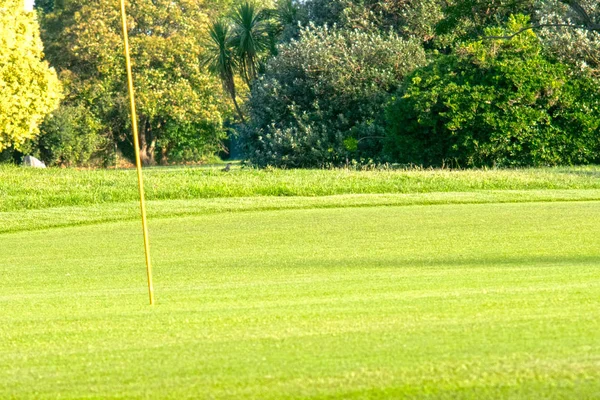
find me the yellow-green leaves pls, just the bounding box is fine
[0,0,61,151]
[39,0,231,165]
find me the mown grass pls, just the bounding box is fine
[1,201,599,398]
[2,166,600,398]
[3,164,600,211]
[3,190,600,234]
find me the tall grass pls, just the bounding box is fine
[2,165,600,212]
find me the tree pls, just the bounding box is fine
[288,0,443,41]
[386,15,600,168]
[537,0,600,76]
[439,1,600,72]
[204,20,245,122]
[34,0,54,13]
[230,2,273,86]
[241,25,426,167]
[435,0,537,42]
[535,0,600,32]
[35,104,105,167]
[436,0,600,41]
[0,0,61,152]
[203,1,279,124]
[274,0,305,42]
[40,0,231,165]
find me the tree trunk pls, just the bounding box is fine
[232,95,245,123]
[225,75,245,123]
[147,138,157,166]
[229,81,245,123]
[160,146,169,166]
[240,58,252,88]
[138,117,156,166]
[248,53,257,81]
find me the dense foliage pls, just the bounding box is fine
[237,0,600,168]
[0,0,61,152]
[2,0,600,168]
[241,26,425,167]
[34,104,105,167]
[435,0,536,42]
[537,0,600,77]
[386,16,600,167]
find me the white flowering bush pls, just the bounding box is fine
[240,25,425,167]
[537,0,600,76]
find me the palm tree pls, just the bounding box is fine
[203,20,245,122]
[230,2,271,86]
[275,0,299,30]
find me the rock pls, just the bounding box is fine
[22,156,46,168]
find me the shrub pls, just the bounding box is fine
[35,105,105,167]
[240,25,425,167]
[156,120,227,165]
[537,0,600,77]
[385,15,600,168]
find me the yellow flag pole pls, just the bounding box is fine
[119,0,155,305]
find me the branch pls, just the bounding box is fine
[357,136,386,143]
[562,0,594,26]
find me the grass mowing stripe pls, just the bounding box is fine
[1,202,599,398]
[3,190,600,234]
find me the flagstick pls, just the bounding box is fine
[119,0,155,305]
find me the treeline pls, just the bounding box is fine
[239,0,600,168]
[2,0,255,167]
[2,0,600,168]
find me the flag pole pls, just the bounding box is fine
[119,0,155,305]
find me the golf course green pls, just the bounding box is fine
[1,167,599,398]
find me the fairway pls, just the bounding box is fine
[1,198,599,399]
[7,0,600,396]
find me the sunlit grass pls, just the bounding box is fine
[3,165,600,211]
[1,200,599,398]
[2,166,600,398]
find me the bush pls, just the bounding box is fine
[240,25,425,167]
[156,120,227,165]
[35,104,106,167]
[385,15,600,168]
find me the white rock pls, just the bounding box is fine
[22,156,46,168]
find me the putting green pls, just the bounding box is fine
[1,200,599,398]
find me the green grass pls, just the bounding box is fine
[1,197,600,398]
[2,166,600,397]
[4,165,600,211]
[4,190,600,234]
